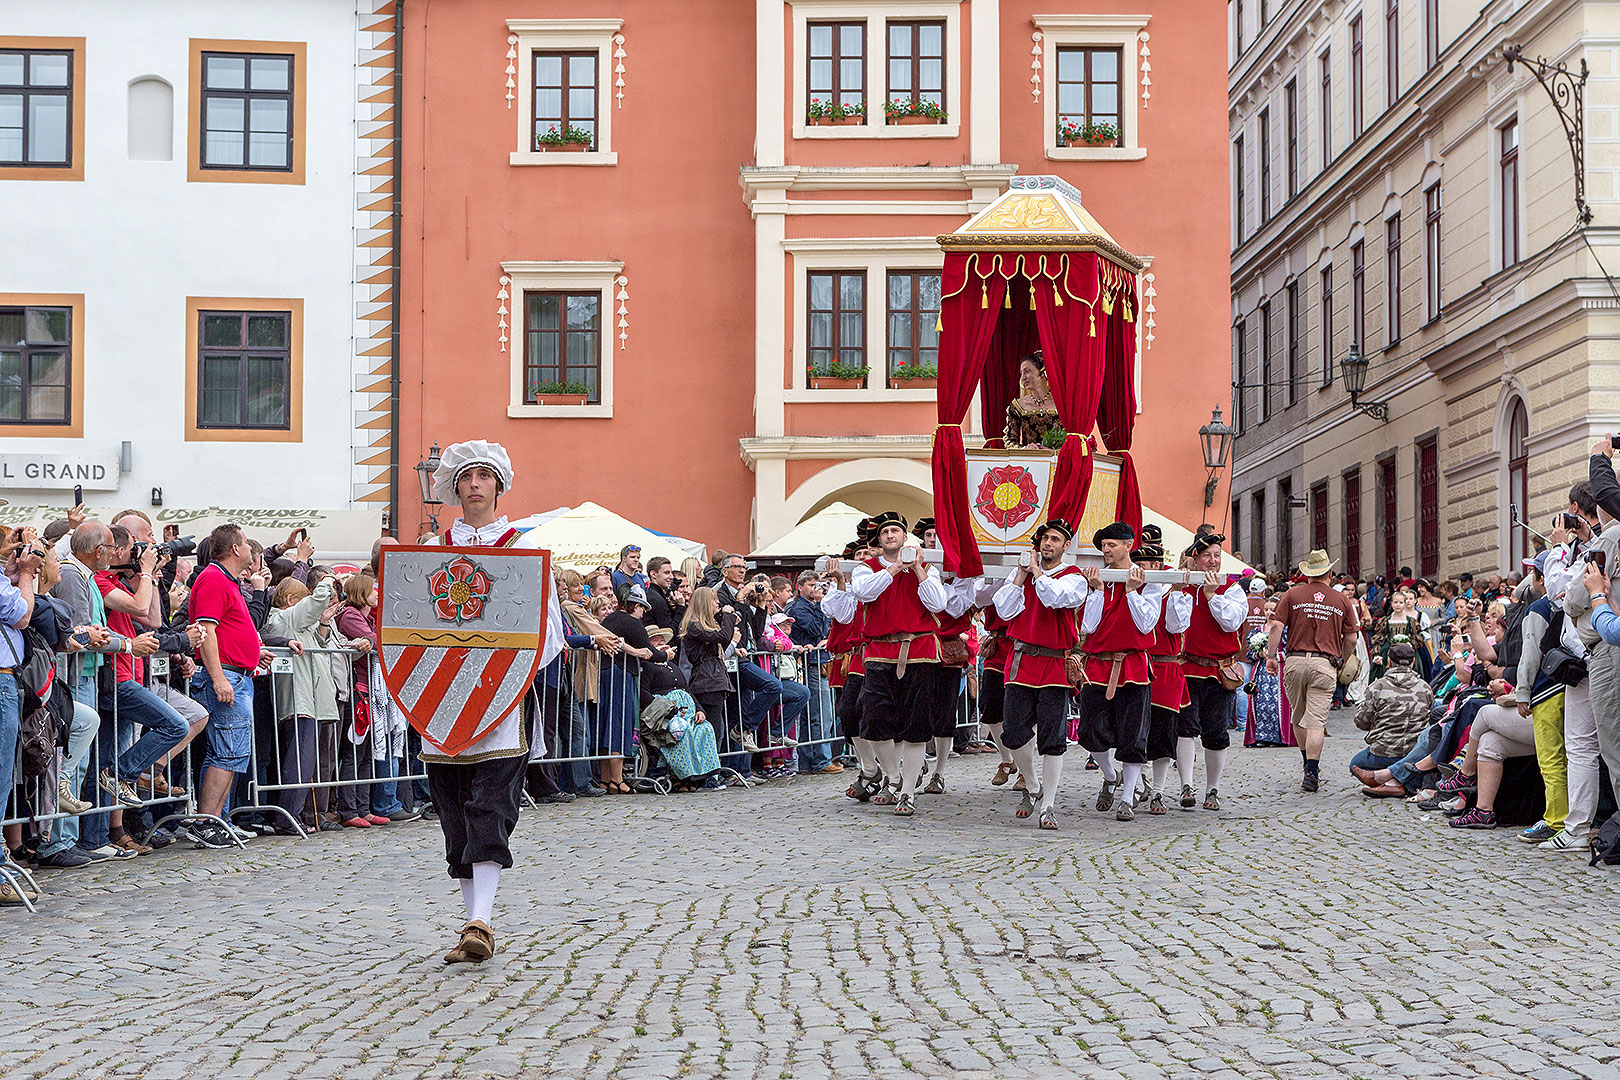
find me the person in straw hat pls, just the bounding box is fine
[1265,548,1361,792]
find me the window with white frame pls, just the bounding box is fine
[501,261,621,417]
[507,19,620,166]
[791,2,961,138]
[1035,14,1148,161]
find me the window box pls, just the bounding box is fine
[892,114,937,126]
[532,392,588,405]
[810,375,865,390]
[892,376,936,389]
[537,141,586,153]
[809,115,864,127]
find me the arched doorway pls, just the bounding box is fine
[1506,398,1528,565]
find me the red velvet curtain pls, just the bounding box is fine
[976,305,1041,445]
[1114,451,1143,540]
[1031,268,1105,528]
[1097,277,1139,451]
[933,255,1010,575]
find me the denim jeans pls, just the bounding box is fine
[113,680,189,781]
[556,697,594,792]
[740,661,808,741]
[1388,725,1438,792]
[371,754,404,816]
[0,674,18,826]
[1231,664,1252,729]
[1348,747,1403,777]
[796,665,835,772]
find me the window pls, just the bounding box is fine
[808,22,865,120]
[1234,318,1247,431]
[1252,490,1267,570]
[194,309,292,431]
[1311,480,1329,552]
[1259,106,1272,222]
[1056,47,1122,133]
[1417,435,1438,576]
[886,271,940,382]
[1351,241,1365,350]
[1349,17,1364,138]
[188,40,304,184]
[886,21,944,115]
[0,304,71,424]
[1507,399,1529,564]
[524,292,601,404]
[1319,50,1333,167]
[1343,468,1362,578]
[1231,497,1242,558]
[1425,0,1439,70]
[1234,133,1246,243]
[1381,457,1398,578]
[1319,263,1334,385]
[507,20,620,165]
[1235,0,1245,53]
[1259,300,1272,421]
[1278,476,1294,571]
[1385,214,1401,345]
[1285,79,1298,198]
[1286,279,1300,405]
[1500,119,1519,267]
[199,52,293,170]
[1386,0,1400,103]
[808,271,866,384]
[533,52,597,151]
[0,47,71,169]
[1424,182,1442,322]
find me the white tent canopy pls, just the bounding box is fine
[751,501,868,557]
[1139,504,1252,575]
[505,501,706,572]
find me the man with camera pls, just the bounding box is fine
[786,569,840,776]
[717,555,808,769]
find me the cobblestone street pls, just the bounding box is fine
[5,732,1618,1080]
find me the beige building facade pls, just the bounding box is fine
[1228,0,1620,580]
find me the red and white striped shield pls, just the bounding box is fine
[377,545,551,756]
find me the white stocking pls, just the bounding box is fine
[852,737,879,777]
[874,741,901,785]
[1010,741,1040,795]
[1175,737,1197,789]
[1090,750,1117,782]
[1205,748,1226,792]
[984,722,1012,763]
[459,877,475,921]
[468,861,500,925]
[932,736,953,777]
[1119,763,1143,807]
[899,742,929,795]
[1039,755,1064,811]
[1151,759,1171,795]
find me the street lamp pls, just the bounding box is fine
[414,442,443,534]
[1339,344,1390,422]
[1199,406,1234,511]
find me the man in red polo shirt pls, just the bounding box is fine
[183,523,270,849]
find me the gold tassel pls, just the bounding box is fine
[1029,283,1037,311]
[1053,291,1063,307]
[1003,287,1011,309]
[935,312,944,333]
[1123,297,1133,321]
[1089,310,1096,336]
[1101,291,1115,316]
[981,280,988,308]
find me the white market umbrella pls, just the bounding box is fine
[508,501,698,573]
[752,502,869,557]
[1140,504,1253,575]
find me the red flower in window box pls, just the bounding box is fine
[973,465,1041,531]
[428,556,493,625]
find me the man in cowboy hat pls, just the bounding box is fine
[992,517,1088,829]
[1077,521,1164,821]
[1266,548,1360,792]
[847,510,950,817]
[1174,531,1249,812]
[1133,526,1192,815]
[413,439,566,963]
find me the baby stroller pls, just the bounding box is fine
[637,689,722,793]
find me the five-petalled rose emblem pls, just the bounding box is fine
[973,465,1040,531]
[429,556,492,625]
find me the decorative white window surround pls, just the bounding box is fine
[507,19,621,167]
[789,0,963,141]
[784,237,943,403]
[1033,13,1150,162]
[502,260,623,418]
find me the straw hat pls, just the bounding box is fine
[1298,549,1337,577]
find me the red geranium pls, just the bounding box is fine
[974,465,1040,530]
[428,556,492,624]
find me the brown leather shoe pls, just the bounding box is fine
[443,920,495,964]
[1361,780,1407,798]
[112,834,152,856]
[137,772,186,798]
[1350,765,1378,786]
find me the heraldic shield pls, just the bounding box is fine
[377,545,551,756]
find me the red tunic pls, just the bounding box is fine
[1183,586,1244,681]
[859,558,941,665]
[1147,620,1188,711]
[980,608,1011,675]
[1005,566,1082,689]
[1081,582,1154,687]
[826,606,866,687]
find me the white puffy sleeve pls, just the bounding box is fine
[1164,589,1193,634]
[1128,583,1166,633]
[1080,588,1105,634]
[917,568,949,615]
[993,578,1026,621]
[848,564,894,603]
[1206,583,1249,632]
[822,582,858,624]
[1032,570,1089,610]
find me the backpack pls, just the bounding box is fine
[1590,814,1620,868]
[1539,609,1588,686]
[6,625,64,781]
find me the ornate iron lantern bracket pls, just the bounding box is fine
[1503,45,1591,228]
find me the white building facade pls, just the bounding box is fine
[0,0,398,556]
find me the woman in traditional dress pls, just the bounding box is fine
[1369,589,1432,681]
[1002,352,1064,448]
[1244,598,1296,747]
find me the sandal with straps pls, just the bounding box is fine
[1038,808,1058,830]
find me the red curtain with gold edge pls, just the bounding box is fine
[934,254,1010,576]
[1028,253,1105,528]
[1097,276,1143,537]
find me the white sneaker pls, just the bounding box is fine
[89,843,137,861]
[225,823,255,844]
[1538,829,1587,853]
[58,776,92,814]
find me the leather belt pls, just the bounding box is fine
[1291,650,1337,660]
[1148,654,1182,664]
[869,632,922,678]
[1005,641,1067,684]
[221,663,254,676]
[1082,651,1133,700]
[0,667,12,675]
[1183,652,1242,668]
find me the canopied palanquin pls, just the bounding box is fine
[933,175,1145,575]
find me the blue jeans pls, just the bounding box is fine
[796,665,835,772]
[740,662,808,741]
[37,698,100,857]
[0,674,18,828]
[1387,726,1438,792]
[193,670,254,773]
[1231,664,1252,729]
[371,754,403,815]
[558,697,593,792]
[1348,747,1403,777]
[113,680,189,781]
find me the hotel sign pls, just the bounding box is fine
[0,453,120,491]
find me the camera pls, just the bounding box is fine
[119,535,197,571]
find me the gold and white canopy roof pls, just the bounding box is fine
[938,175,1144,272]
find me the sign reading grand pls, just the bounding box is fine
[0,453,119,491]
[376,545,550,756]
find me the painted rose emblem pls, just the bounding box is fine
[429,556,492,624]
[974,465,1040,530]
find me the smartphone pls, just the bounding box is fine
[900,545,918,564]
[72,630,92,647]
[1592,551,1608,574]
[1461,634,1471,645]
[73,483,83,506]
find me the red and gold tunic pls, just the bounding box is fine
[1080,582,1155,688]
[1182,583,1248,681]
[826,606,866,687]
[858,557,941,665]
[1003,566,1083,689]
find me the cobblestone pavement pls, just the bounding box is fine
[4,729,1619,1080]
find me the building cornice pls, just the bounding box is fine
[1425,276,1620,384]
[740,164,1017,208]
[739,434,982,467]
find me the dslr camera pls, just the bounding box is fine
[129,535,198,567]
